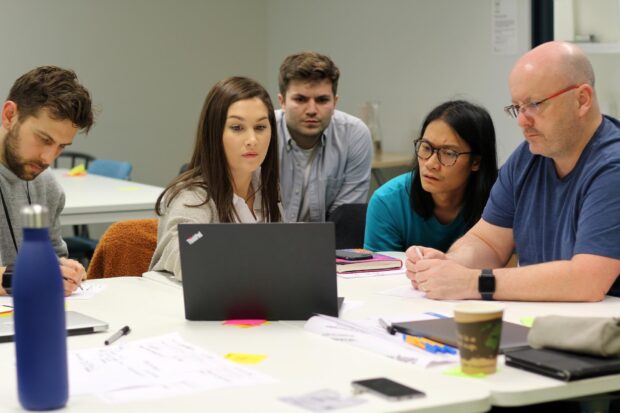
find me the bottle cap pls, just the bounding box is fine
[20,204,49,228]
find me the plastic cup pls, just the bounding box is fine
[454,302,504,375]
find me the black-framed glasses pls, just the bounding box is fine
[414,139,472,167]
[503,84,581,119]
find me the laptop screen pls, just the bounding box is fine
[178,223,339,321]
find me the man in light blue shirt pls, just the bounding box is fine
[276,51,373,222]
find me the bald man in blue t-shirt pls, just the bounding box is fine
[406,41,620,302]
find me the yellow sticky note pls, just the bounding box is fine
[224,353,267,364]
[117,186,141,192]
[520,317,535,328]
[443,366,488,379]
[67,164,86,176]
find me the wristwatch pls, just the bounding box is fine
[478,268,495,300]
[1,264,14,295]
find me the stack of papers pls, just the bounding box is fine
[304,315,458,368]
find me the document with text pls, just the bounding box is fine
[69,333,276,402]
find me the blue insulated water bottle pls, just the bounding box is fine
[13,205,68,410]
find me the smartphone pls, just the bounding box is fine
[351,378,425,401]
[335,249,373,261]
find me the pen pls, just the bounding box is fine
[378,318,396,335]
[402,334,457,354]
[415,247,424,260]
[104,325,131,345]
[403,335,439,353]
[63,276,83,291]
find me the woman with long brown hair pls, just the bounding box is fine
[149,77,282,280]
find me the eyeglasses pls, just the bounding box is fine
[414,139,472,167]
[504,84,581,119]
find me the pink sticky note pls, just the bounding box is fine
[223,319,267,327]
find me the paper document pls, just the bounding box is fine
[69,333,276,402]
[304,315,458,368]
[67,281,107,300]
[379,284,426,299]
[280,388,366,412]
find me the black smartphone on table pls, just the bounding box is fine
[352,377,425,401]
[335,249,373,261]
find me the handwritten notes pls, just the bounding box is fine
[69,333,276,402]
[68,281,107,300]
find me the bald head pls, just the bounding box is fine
[510,41,595,88]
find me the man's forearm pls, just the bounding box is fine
[492,256,616,302]
[447,233,508,269]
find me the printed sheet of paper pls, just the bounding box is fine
[280,388,366,412]
[378,284,426,299]
[304,315,458,368]
[69,333,276,402]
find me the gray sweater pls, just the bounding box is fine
[149,173,279,281]
[0,164,67,266]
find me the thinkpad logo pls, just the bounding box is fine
[186,231,203,245]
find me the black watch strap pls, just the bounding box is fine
[478,268,495,300]
[2,264,14,295]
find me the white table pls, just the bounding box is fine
[0,276,490,413]
[52,169,165,225]
[338,252,620,408]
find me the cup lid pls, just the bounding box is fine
[453,301,504,314]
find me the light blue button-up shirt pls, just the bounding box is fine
[276,109,373,222]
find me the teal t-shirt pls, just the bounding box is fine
[363,172,467,252]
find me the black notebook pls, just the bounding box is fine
[505,347,620,381]
[392,317,530,353]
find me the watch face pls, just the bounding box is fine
[1,272,12,289]
[479,270,495,293]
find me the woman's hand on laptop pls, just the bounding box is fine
[59,257,86,296]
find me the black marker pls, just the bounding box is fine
[104,325,131,345]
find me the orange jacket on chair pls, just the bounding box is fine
[87,219,158,279]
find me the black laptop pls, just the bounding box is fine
[392,318,530,353]
[178,223,339,321]
[505,347,620,381]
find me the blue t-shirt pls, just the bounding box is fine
[364,172,468,252]
[482,115,620,295]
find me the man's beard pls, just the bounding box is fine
[3,125,49,181]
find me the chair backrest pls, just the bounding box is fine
[179,163,189,175]
[327,203,368,249]
[87,219,158,279]
[54,151,96,169]
[88,159,132,180]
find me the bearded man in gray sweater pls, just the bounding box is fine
[0,66,94,296]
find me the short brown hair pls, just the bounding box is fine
[8,66,94,133]
[278,51,340,96]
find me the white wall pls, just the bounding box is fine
[0,0,268,186]
[1,0,533,187]
[265,0,532,165]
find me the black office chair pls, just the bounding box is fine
[53,151,97,265]
[53,151,96,169]
[327,203,368,249]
